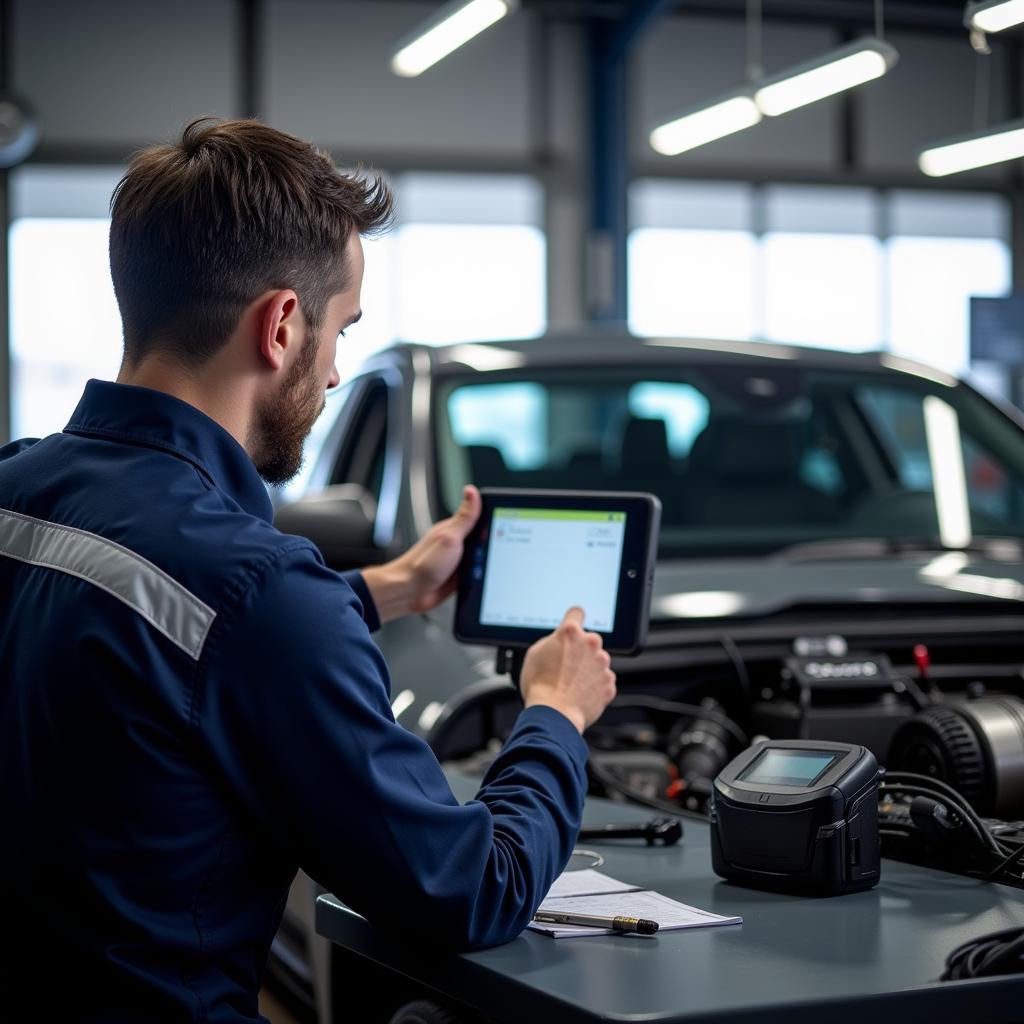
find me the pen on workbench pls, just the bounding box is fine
[533,910,659,935]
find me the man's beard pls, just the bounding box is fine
[250,327,326,486]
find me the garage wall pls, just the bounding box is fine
[14,0,240,148]
[13,0,538,164]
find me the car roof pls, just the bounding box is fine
[372,333,959,387]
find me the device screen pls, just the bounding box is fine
[478,506,627,633]
[740,748,839,787]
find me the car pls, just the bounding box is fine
[269,332,1024,1021]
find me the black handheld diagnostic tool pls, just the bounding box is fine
[454,489,661,662]
[710,740,881,895]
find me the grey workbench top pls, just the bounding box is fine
[316,772,1024,1023]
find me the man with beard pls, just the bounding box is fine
[0,119,616,1021]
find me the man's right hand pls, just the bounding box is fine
[520,607,617,735]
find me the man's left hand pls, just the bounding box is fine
[361,485,481,624]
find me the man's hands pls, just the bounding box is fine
[520,607,617,735]
[362,486,481,624]
[362,489,616,734]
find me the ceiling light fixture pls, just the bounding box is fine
[391,0,516,78]
[754,37,899,116]
[966,0,1024,34]
[919,30,1005,176]
[649,0,764,156]
[919,118,1024,176]
[650,0,898,157]
[649,90,762,156]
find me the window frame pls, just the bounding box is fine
[327,368,406,549]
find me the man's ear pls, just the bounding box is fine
[257,290,302,371]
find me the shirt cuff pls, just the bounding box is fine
[516,704,589,764]
[342,570,382,633]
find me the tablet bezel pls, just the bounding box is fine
[453,489,661,656]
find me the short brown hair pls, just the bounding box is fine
[109,117,393,366]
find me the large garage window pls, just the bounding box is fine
[629,228,758,340]
[629,181,757,340]
[332,174,546,380]
[761,185,883,352]
[762,232,883,350]
[886,192,1011,376]
[628,180,1010,379]
[9,167,125,441]
[390,173,545,346]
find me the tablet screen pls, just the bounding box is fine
[478,507,627,633]
[454,489,660,655]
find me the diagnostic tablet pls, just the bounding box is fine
[454,489,661,655]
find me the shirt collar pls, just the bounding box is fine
[65,379,274,523]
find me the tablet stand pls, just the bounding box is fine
[495,647,527,689]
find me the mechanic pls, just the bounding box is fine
[0,118,616,1020]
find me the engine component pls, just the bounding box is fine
[752,649,921,763]
[668,697,736,800]
[588,750,674,805]
[888,696,1024,819]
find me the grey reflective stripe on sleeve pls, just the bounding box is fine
[0,507,216,660]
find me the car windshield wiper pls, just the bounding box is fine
[773,536,1024,563]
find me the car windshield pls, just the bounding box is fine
[434,362,1024,558]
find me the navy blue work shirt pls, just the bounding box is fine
[0,380,588,1022]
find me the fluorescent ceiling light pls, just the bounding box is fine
[649,93,761,156]
[755,37,899,116]
[391,0,516,78]
[967,0,1024,33]
[919,118,1024,176]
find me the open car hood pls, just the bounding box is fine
[650,551,1024,623]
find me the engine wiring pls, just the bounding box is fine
[607,695,749,748]
[585,755,702,820]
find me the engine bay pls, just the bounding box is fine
[433,611,1024,889]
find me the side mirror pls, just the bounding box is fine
[274,484,386,571]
